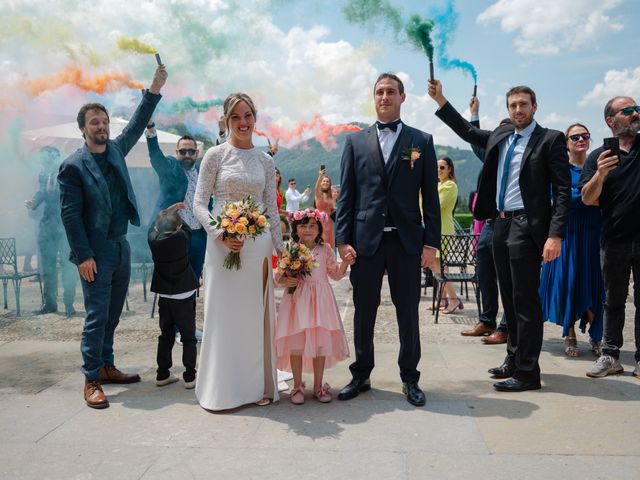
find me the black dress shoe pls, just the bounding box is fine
[488,363,515,379]
[337,378,371,401]
[35,305,57,315]
[402,381,426,406]
[493,378,541,392]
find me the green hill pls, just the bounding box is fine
[274,129,483,213]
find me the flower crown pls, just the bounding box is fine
[287,208,328,224]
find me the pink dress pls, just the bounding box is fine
[315,197,335,248]
[275,243,349,372]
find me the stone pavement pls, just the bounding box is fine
[1,277,639,479]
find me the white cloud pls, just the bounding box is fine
[579,67,640,107]
[477,0,623,55]
[540,112,574,128]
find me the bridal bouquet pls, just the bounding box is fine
[210,196,269,270]
[277,242,318,294]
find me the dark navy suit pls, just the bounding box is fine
[336,122,440,383]
[58,91,161,380]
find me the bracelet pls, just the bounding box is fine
[146,123,156,129]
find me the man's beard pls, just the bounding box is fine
[88,132,108,145]
[615,119,640,137]
[180,158,195,170]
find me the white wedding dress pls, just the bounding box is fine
[193,142,283,411]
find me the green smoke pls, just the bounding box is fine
[405,14,434,60]
[342,0,403,35]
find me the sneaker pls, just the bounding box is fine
[633,361,640,379]
[175,332,182,345]
[195,328,203,341]
[156,375,179,387]
[184,378,196,389]
[586,355,624,378]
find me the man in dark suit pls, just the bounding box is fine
[335,72,441,406]
[58,65,167,409]
[429,80,570,392]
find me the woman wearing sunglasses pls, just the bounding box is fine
[430,156,463,314]
[538,123,604,357]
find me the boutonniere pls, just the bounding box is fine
[401,147,421,170]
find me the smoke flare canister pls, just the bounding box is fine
[473,84,477,98]
[155,53,162,65]
[429,61,435,81]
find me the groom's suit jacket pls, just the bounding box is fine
[436,102,570,249]
[335,123,441,256]
[58,91,161,265]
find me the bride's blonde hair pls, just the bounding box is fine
[223,93,257,130]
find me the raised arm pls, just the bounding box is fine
[114,65,166,156]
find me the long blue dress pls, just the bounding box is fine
[539,164,604,341]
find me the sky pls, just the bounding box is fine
[0,0,638,156]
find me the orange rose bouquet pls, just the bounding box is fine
[210,195,269,270]
[277,242,318,294]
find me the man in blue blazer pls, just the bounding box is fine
[58,65,167,409]
[144,128,206,281]
[335,73,441,406]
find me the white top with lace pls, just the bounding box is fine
[193,141,283,252]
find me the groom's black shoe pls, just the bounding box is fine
[337,378,371,401]
[488,363,515,379]
[493,378,541,392]
[402,381,426,406]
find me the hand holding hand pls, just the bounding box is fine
[338,244,357,265]
[149,64,168,94]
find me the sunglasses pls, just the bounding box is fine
[568,133,591,142]
[438,165,447,170]
[612,105,640,117]
[178,148,197,156]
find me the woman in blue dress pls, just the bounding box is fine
[539,123,604,357]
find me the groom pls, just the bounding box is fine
[335,73,440,406]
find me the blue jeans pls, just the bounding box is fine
[189,228,207,281]
[477,220,507,331]
[600,238,640,362]
[80,237,131,380]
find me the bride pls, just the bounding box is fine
[193,92,283,410]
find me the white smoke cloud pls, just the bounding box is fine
[579,67,640,107]
[477,0,624,55]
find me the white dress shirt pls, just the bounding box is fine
[376,120,403,164]
[495,120,537,211]
[285,188,309,212]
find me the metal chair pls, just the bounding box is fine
[432,233,480,324]
[0,237,43,316]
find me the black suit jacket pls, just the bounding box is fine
[436,102,570,249]
[335,123,441,256]
[148,223,199,295]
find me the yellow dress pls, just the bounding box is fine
[438,179,458,235]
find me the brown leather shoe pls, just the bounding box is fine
[461,322,495,337]
[99,364,141,384]
[84,379,109,409]
[482,331,508,345]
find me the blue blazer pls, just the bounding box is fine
[147,135,197,220]
[58,91,161,265]
[335,123,441,256]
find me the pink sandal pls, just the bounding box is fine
[313,383,332,403]
[290,382,306,405]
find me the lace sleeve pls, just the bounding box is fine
[194,146,219,237]
[262,153,284,252]
[325,244,346,281]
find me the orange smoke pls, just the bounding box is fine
[24,65,145,96]
[255,114,362,150]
